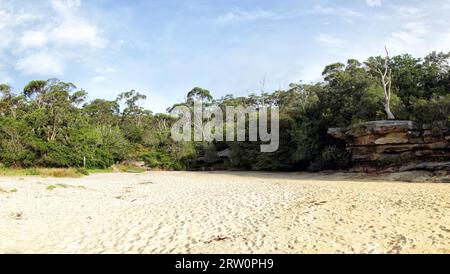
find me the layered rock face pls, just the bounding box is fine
[328,121,450,170]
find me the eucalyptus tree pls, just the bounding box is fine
[366,47,396,120]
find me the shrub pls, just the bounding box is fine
[140,151,185,170]
[76,168,90,176]
[115,164,146,173]
[309,145,351,172]
[38,168,85,178]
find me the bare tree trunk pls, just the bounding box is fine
[384,101,395,120]
[260,75,266,107]
[378,46,396,120]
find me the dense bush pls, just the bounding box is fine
[140,151,179,170]
[0,51,449,171]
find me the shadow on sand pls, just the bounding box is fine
[188,170,416,184]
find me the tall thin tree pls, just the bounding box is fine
[376,46,396,120]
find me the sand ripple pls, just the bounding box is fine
[0,172,449,254]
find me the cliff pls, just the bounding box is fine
[328,120,450,171]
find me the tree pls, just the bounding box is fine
[0,117,37,167]
[23,80,47,108]
[0,84,13,116]
[0,49,448,171]
[186,87,213,106]
[83,99,120,126]
[366,46,396,120]
[117,90,148,126]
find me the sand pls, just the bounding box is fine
[0,171,449,254]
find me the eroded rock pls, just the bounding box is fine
[328,120,450,171]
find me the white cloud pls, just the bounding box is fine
[52,21,103,48]
[16,53,65,76]
[0,74,13,84]
[388,22,428,49]
[306,0,450,70]
[311,5,363,18]
[216,5,364,25]
[19,31,48,49]
[315,34,347,47]
[49,0,104,49]
[92,76,106,82]
[95,67,116,74]
[51,0,81,15]
[216,8,281,24]
[0,0,104,77]
[366,0,383,7]
[380,3,450,56]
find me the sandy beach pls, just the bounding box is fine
[0,171,449,254]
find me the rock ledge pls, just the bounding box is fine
[328,120,450,168]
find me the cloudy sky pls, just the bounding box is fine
[1,0,450,112]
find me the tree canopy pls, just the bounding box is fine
[0,50,449,170]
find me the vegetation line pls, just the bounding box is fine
[0,51,449,172]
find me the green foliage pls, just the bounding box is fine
[46,185,57,191]
[140,151,176,169]
[0,50,449,172]
[0,187,18,193]
[208,51,450,171]
[0,117,38,167]
[76,168,90,176]
[309,145,351,172]
[38,169,86,178]
[0,167,87,177]
[139,148,192,170]
[115,164,146,173]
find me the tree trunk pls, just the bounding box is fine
[384,101,396,120]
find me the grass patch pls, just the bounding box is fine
[24,168,40,176]
[0,187,18,193]
[87,167,114,174]
[38,169,85,178]
[0,167,37,176]
[115,164,146,173]
[47,184,85,191]
[46,184,69,191]
[76,168,90,176]
[0,167,96,178]
[0,166,139,178]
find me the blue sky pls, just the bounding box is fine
[1,0,450,113]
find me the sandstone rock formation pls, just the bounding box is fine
[328,120,450,171]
